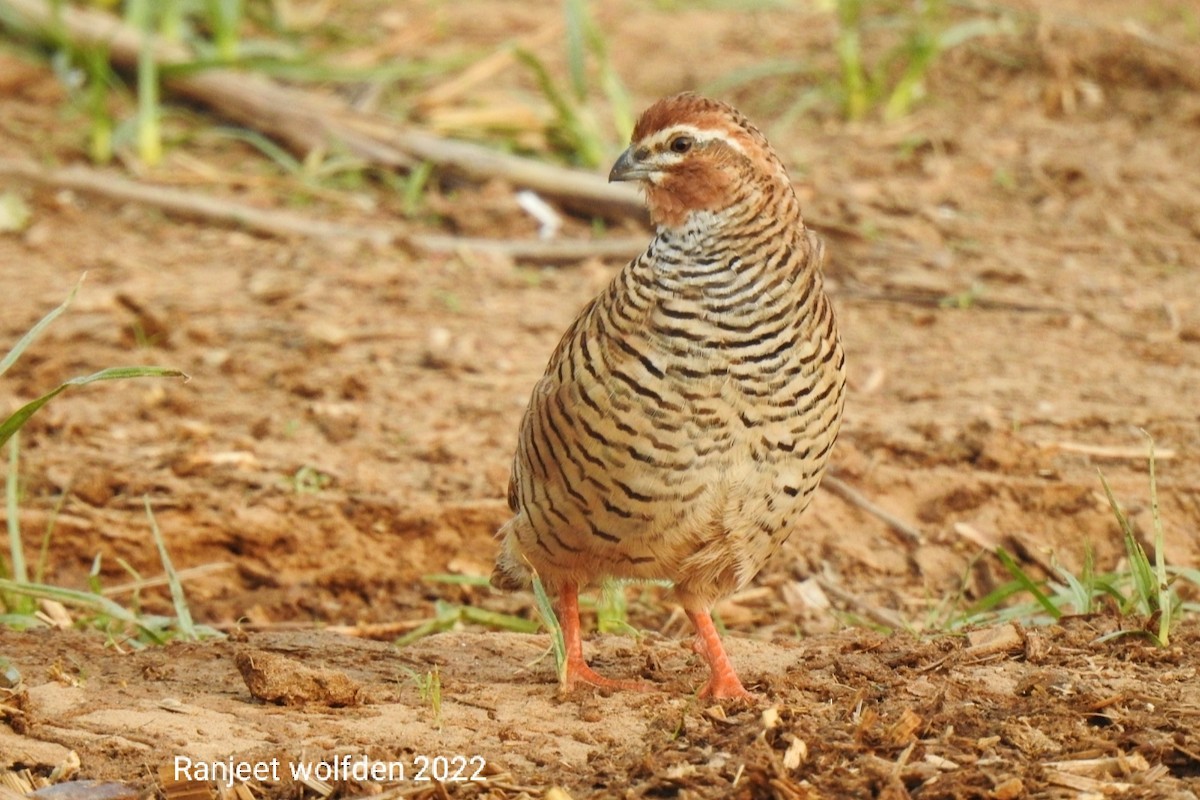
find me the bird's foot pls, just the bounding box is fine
[697,671,756,701]
[686,608,758,702]
[564,656,652,693]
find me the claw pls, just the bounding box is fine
[564,655,651,692]
[687,608,756,701]
[558,582,652,693]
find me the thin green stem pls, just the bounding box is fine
[5,432,25,585]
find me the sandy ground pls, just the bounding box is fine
[2,0,1200,797]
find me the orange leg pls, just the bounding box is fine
[557,582,649,692]
[686,609,753,700]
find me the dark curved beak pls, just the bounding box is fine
[608,147,644,183]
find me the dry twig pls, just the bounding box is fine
[414,20,564,112]
[0,158,643,264]
[1035,440,1177,460]
[0,157,399,243]
[413,234,643,264]
[814,575,906,630]
[0,0,644,222]
[823,475,926,545]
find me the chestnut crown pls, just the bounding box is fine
[609,93,793,229]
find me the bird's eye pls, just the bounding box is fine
[669,135,693,154]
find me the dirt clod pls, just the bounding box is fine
[234,650,364,708]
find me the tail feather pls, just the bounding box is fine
[489,517,532,591]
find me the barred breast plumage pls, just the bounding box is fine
[492,93,846,699]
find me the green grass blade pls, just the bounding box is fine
[1053,565,1091,616]
[394,618,450,648]
[0,578,164,643]
[158,0,183,42]
[5,432,25,587]
[0,274,85,378]
[1124,529,1158,617]
[207,127,302,173]
[87,552,104,595]
[1081,541,1096,609]
[562,0,589,101]
[1097,468,1135,537]
[144,497,195,640]
[402,161,435,218]
[995,547,1060,619]
[883,33,937,121]
[1171,567,1200,588]
[422,573,492,587]
[461,606,541,634]
[127,0,162,166]
[596,578,629,635]
[954,578,1024,623]
[835,0,869,121]
[395,601,463,647]
[515,48,603,167]
[0,367,188,450]
[0,615,42,630]
[1144,434,1171,645]
[34,477,69,585]
[1098,469,1157,616]
[207,0,243,62]
[81,46,115,164]
[530,571,567,686]
[584,20,633,141]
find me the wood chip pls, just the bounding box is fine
[1048,751,1151,777]
[761,706,781,730]
[963,623,1024,659]
[0,770,34,797]
[228,785,256,800]
[1043,769,1132,793]
[781,578,831,613]
[157,766,213,800]
[782,736,808,770]
[952,521,1000,551]
[36,600,73,630]
[923,753,960,771]
[1023,629,1049,663]
[705,704,728,723]
[298,776,333,797]
[47,752,80,783]
[884,709,923,747]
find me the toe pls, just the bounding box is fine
[565,658,652,693]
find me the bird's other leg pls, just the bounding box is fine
[557,582,649,692]
[685,608,754,700]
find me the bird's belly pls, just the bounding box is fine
[554,384,834,585]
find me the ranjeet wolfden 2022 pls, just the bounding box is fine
[172,754,488,786]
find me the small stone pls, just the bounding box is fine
[234,650,363,707]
